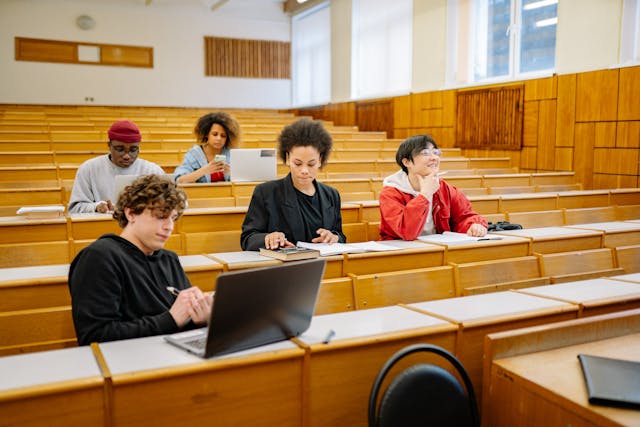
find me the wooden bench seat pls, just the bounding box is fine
[0,306,77,356]
[563,206,617,224]
[506,209,565,228]
[451,256,549,296]
[613,244,640,273]
[536,248,623,283]
[351,266,455,309]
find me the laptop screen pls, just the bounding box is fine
[166,258,326,358]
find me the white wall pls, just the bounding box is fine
[326,0,627,98]
[330,0,352,103]
[555,0,623,75]
[0,0,292,108]
[412,0,447,93]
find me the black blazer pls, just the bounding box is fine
[241,174,346,251]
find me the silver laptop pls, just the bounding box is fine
[229,148,277,182]
[114,174,174,199]
[164,258,326,358]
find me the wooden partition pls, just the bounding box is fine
[482,309,640,427]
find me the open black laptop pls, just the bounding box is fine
[165,258,326,358]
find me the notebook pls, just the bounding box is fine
[577,353,640,409]
[114,174,174,199]
[164,258,326,358]
[229,148,277,182]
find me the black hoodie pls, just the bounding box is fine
[68,234,195,345]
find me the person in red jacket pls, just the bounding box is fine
[379,134,488,240]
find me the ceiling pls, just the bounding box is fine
[64,0,289,18]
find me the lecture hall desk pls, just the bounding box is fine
[492,226,604,254]
[295,305,458,427]
[515,278,640,317]
[0,255,221,311]
[0,216,69,267]
[610,272,640,284]
[564,221,640,247]
[406,291,579,405]
[0,264,69,311]
[97,336,305,427]
[342,240,445,275]
[486,332,640,427]
[0,346,105,427]
[206,250,346,279]
[418,234,532,264]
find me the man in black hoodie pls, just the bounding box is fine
[68,174,212,345]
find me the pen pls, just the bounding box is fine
[323,329,336,344]
[166,286,180,297]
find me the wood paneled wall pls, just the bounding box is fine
[293,65,640,189]
[204,37,290,79]
[456,86,523,150]
[15,37,153,68]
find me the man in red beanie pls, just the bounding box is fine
[68,120,165,213]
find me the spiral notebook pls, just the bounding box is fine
[577,353,640,409]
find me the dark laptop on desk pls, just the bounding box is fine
[165,258,326,358]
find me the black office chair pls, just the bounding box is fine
[368,344,480,427]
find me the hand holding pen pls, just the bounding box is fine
[167,286,213,327]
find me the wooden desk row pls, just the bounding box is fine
[1,200,640,265]
[0,204,379,267]
[2,228,639,356]
[0,172,590,217]
[2,279,640,427]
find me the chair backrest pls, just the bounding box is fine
[368,344,480,427]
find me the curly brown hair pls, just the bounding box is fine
[194,112,240,148]
[277,118,333,167]
[113,174,187,228]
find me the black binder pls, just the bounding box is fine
[578,353,640,410]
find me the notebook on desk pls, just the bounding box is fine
[229,148,277,182]
[165,258,326,358]
[578,353,640,409]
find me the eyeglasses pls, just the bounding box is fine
[110,145,140,155]
[419,148,442,157]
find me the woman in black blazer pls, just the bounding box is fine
[241,119,346,251]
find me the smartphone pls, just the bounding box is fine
[214,154,226,163]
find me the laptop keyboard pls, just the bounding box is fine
[184,337,207,350]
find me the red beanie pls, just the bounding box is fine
[108,120,142,143]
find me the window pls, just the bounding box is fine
[291,3,331,107]
[457,0,557,84]
[620,0,640,65]
[351,0,412,99]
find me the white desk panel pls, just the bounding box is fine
[0,346,100,391]
[298,305,452,345]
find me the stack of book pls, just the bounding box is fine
[259,246,320,261]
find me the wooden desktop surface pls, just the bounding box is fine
[491,333,640,427]
[0,346,105,427]
[565,221,640,247]
[516,278,640,317]
[432,234,531,264]
[611,273,640,284]
[493,226,604,253]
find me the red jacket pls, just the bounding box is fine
[379,180,487,240]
